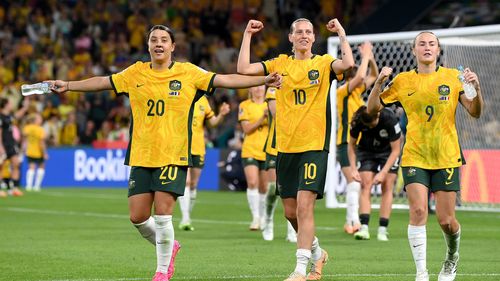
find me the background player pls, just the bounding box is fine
[23,113,48,192]
[366,31,483,281]
[348,105,401,241]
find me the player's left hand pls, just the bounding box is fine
[264,72,282,88]
[372,171,387,185]
[326,19,345,36]
[463,68,480,90]
[219,102,230,116]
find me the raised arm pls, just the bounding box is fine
[207,102,230,127]
[347,42,372,92]
[213,72,281,89]
[459,68,483,118]
[48,77,113,94]
[365,47,379,88]
[367,67,392,115]
[237,20,266,75]
[328,19,355,74]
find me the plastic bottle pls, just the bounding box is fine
[21,82,51,96]
[457,65,477,99]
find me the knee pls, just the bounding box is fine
[438,215,456,230]
[130,214,150,225]
[284,208,296,221]
[247,179,258,188]
[411,205,427,219]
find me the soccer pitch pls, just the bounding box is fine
[1,189,499,281]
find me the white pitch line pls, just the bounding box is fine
[1,207,337,231]
[38,272,500,281]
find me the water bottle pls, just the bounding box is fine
[457,65,477,99]
[21,82,52,96]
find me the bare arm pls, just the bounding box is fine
[367,67,392,115]
[240,112,267,135]
[207,102,230,127]
[237,20,266,75]
[365,53,379,88]
[373,137,401,185]
[328,19,355,74]
[267,99,276,117]
[213,72,281,89]
[347,136,361,182]
[48,76,113,94]
[14,98,30,120]
[459,68,483,118]
[347,44,371,92]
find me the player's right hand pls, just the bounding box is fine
[264,72,282,88]
[45,80,68,94]
[219,102,230,116]
[245,20,264,34]
[359,41,373,58]
[377,67,393,84]
[351,169,361,182]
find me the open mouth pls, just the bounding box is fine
[154,48,164,54]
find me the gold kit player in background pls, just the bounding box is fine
[46,25,281,281]
[178,96,230,231]
[238,18,354,281]
[23,113,48,192]
[367,31,483,281]
[335,41,379,235]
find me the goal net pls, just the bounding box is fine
[326,25,500,211]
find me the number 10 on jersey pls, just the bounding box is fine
[293,89,306,105]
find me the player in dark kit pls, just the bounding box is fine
[347,106,401,241]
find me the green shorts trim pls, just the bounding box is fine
[242,157,266,171]
[191,155,205,169]
[265,154,277,170]
[128,166,188,197]
[402,167,460,192]
[276,150,328,199]
[27,156,44,164]
[336,144,350,167]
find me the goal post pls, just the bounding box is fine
[325,24,500,210]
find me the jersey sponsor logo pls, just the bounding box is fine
[281,72,289,76]
[379,129,388,138]
[407,91,415,96]
[407,167,417,177]
[445,180,454,185]
[438,84,450,96]
[136,83,145,88]
[308,69,319,80]
[169,80,182,91]
[161,181,172,185]
[305,180,315,185]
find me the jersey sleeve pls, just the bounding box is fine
[204,99,215,120]
[380,74,403,106]
[385,111,402,141]
[238,102,249,122]
[262,55,283,75]
[349,122,361,139]
[323,54,345,82]
[110,62,138,95]
[265,87,277,101]
[188,63,217,95]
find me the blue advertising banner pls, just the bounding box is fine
[20,147,219,190]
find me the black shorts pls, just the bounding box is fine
[242,157,266,171]
[357,150,399,174]
[265,154,277,170]
[4,144,18,159]
[402,167,460,192]
[27,157,45,164]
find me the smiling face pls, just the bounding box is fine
[147,28,175,64]
[289,19,315,54]
[412,32,440,66]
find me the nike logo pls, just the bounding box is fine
[305,180,315,185]
[413,243,424,248]
[161,181,171,185]
[282,73,288,76]
[445,181,454,185]
[408,92,415,96]
[137,83,145,88]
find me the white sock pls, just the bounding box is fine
[34,168,45,191]
[179,187,190,224]
[259,193,266,223]
[26,169,35,191]
[133,216,156,245]
[287,221,296,235]
[311,236,323,261]
[265,182,278,222]
[246,188,259,221]
[346,181,361,224]
[189,188,197,213]
[408,225,427,274]
[294,249,311,276]
[154,215,174,273]
[443,227,460,260]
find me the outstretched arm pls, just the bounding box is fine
[48,77,113,94]
[367,67,392,115]
[237,20,266,75]
[328,19,355,74]
[213,72,281,89]
[459,68,483,118]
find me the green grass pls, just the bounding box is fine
[0,188,499,281]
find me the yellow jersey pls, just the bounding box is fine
[111,61,216,167]
[60,123,77,146]
[264,87,277,156]
[23,124,45,158]
[336,82,366,145]
[380,66,464,169]
[191,95,215,156]
[238,99,268,161]
[262,54,343,153]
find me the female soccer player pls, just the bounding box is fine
[178,97,230,231]
[239,85,269,230]
[23,113,48,191]
[336,41,379,234]
[238,18,354,281]
[47,25,281,281]
[366,31,483,281]
[348,106,401,241]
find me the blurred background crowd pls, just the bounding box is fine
[0,0,497,149]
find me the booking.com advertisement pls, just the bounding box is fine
[20,148,219,190]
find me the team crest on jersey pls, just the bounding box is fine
[379,129,388,138]
[308,69,319,80]
[128,179,136,189]
[407,167,416,177]
[169,80,182,91]
[438,85,450,96]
